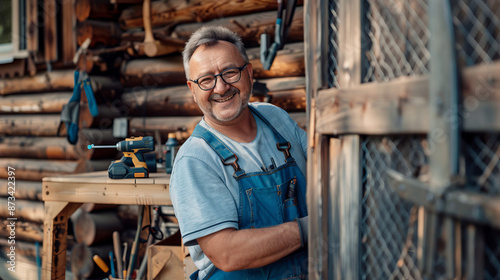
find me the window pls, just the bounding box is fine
[0,0,28,64]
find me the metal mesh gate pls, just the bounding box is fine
[315,0,500,279]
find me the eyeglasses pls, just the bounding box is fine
[190,63,248,91]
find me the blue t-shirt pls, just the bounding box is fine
[169,102,307,279]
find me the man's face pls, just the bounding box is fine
[187,41,253,125]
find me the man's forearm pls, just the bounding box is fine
[197,221,302,272]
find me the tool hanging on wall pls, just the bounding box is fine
[260,0,298,70]
[58,38,99,144]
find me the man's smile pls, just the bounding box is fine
[211,91,238,103]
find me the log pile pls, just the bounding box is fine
[0,0,306,277]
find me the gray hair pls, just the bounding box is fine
[182,26,249,80]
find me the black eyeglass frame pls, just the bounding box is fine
[189,63,249,91]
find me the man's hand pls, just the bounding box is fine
[197,221,302,272]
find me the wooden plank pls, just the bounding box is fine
[26,0,39,52]
[61,0,76,65]
[44,0,58,62]
[315,75,429,135]
[428,0,460,194]
[43,180,171,205]
[339,135,361,280]
[315,61,500,135]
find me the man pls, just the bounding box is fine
[170,26,308,280]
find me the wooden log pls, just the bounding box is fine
[0,91,71,114]
[0,104,120,136]
[120,56,186,87]
[0,158,84,181]
[172,6,304,48]
[0,198,44,223]
[119,0,279,30]
[0,220,43,242]
[72,210,125,246]
[248,42,305,78]
[129,116,202,140]
[250,88,306,112]
[0,69,123,96]
[75,0,121,22]
[121,85,200,117]
[0,179,43,200]
[254,76,305,92]
[0,136,83,160]
[0,114,67,136]
[77,20,122,48]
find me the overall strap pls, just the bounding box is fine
[248,105,293,160]
[191,124,242,173]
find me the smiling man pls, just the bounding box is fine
[169,26,309,280]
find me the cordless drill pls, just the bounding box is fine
[88,136,156,179]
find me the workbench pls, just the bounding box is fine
[41,171,171,280]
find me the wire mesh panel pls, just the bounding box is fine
[360,136,426,280]
[362,0,430,83]
[464,133,500,280]
[452,0,500,67]
[328,0,340,88]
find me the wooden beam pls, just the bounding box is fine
[44,0,58,62]
[61,0,76,65]
[315,61,500,135]
[26,0,39,53]
[42,201,83,280]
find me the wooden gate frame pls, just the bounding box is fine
[304,0,500,279]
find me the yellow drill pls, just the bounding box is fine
[88,136,156,179]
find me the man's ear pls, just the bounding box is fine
[246,63,254,82]
[187,81,198,104]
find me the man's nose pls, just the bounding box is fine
[213,75,230,93]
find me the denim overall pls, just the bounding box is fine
[189,106,308,280]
